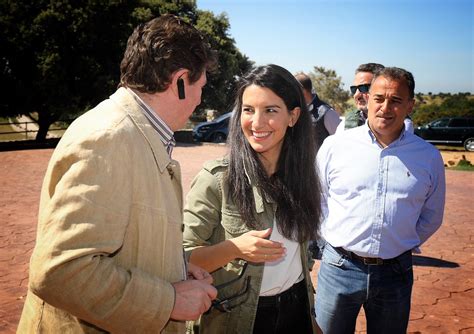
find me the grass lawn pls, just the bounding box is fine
[449,164,474,171]
[448,158,474,171]
[0,121,30,141]
[0,117,67,141]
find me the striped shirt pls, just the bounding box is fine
[126,88,176,157]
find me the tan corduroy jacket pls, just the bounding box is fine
[17,88,186,333]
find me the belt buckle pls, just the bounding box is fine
[363,257,384,265]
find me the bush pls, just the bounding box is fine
[452,157,474,171]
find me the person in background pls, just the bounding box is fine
[336,63,385,133]
[295,72,341,150]
[404,115,414,133]
[316,67,446,333]
[294,72,339,260]
[183,64,322,333]
[18,15,218,333]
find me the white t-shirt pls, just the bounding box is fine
[259,220,303,296]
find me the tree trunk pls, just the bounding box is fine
[34,111,56,142]
[35,123,50,142]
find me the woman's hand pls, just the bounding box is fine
[229,228,286,263]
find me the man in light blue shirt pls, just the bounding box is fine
[315,67,446,334]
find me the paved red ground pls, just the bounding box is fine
[1,145,473,333]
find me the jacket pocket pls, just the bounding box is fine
[221,210,250,237]
[212,260,251,309]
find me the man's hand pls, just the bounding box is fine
[187,262,213,283]
[170,279,217,321]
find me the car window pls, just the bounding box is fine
[449,118,468,127]
[430,119,449,127]
[213,112,232,123]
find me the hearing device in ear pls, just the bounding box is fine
[177,78,185,100]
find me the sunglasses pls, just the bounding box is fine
[350,84,371,95]
[206,262,250,313]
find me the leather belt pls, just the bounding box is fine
[334,247,404,266]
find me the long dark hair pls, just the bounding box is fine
[227,64,321,243]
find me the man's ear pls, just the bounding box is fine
[171,69,188,100]
[177,77,185,99]
[407,98,415,115]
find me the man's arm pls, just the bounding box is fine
[29,135,214,332]
[316,140,331,220]
[416,152,446,244]
[323,108,342,135]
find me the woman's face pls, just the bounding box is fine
[240,84,300,173]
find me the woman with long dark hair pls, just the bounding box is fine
[183,64,322,333]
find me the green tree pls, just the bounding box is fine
[195,10,253,115]
[415,92,425,104]
[411,94,474,126]
[308,66,351,113]
[0,1,251,141]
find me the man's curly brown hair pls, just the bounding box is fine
[120,14,217,93]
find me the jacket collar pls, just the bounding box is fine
[109,87,173,174]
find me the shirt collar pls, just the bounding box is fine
[365,122,407,148]
[126,87,176,157]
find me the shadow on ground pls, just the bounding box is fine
[412,255,459,268]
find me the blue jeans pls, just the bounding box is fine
[315,243,413,334]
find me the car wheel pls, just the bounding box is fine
[464,137,474,152]
[211,132,226,143]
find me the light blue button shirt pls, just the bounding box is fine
[317,124,446,259]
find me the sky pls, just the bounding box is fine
[198,0,473,94]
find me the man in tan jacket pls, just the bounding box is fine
[18,14,217,333]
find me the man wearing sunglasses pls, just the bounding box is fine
[336,63,385,133]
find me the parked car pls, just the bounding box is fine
[414,116,474,151]
[192,112,232,143]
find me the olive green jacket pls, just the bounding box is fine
[183,158,317,334]
[344,109,366,129]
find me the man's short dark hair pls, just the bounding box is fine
[373,67,415,98]
[356,63,385,75]
[120,14,217,94]
[294,72,313,93]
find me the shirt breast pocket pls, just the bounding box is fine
[393,168,431,200]
[221,209,250,239]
